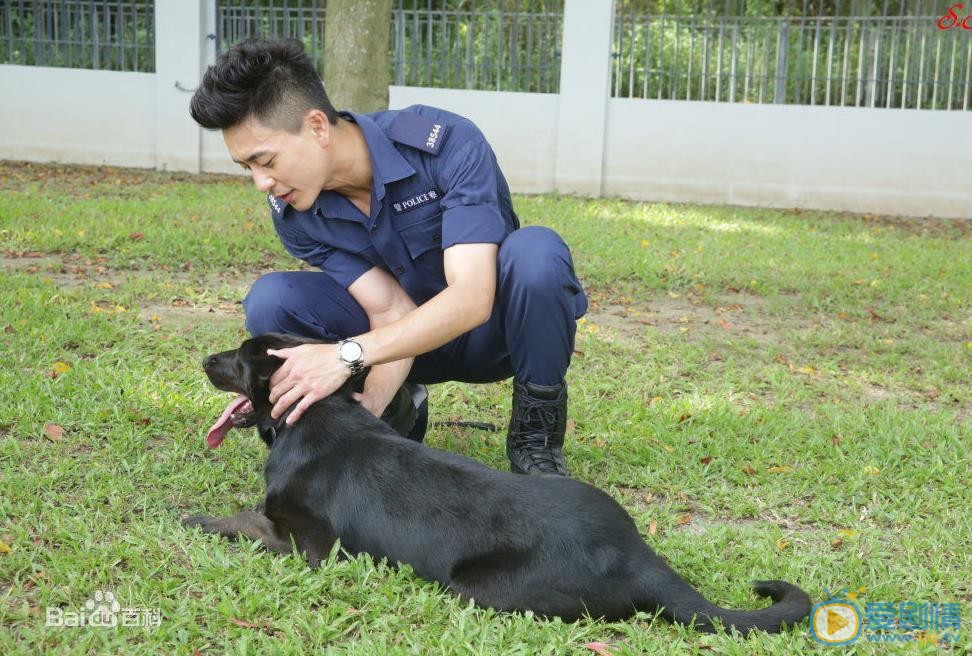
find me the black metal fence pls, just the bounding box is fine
[1,0,155,72]
[613,0,972,109]
[2,0,968,109]
[215,0,564,93]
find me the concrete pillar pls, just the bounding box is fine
[554,0,615,197]
[154,1,212,172]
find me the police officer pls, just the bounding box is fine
[190,39,587,476]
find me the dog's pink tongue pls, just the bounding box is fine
[207,395,249,448]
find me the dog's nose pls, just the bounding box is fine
[202,355,215,369]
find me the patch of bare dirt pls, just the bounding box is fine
[1,252,251,328]
[585,290,784,347]
[0,160,238,197]
[139,303,243,330]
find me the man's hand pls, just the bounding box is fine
[351,388,396,417]
[267,343,351,424]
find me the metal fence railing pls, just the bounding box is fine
[0,0,155,72]
[613,0,971,110]
[216,0,564,93]
[4,0,968,110]
[390,1,563,92]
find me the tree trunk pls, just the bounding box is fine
[323,0,394,112]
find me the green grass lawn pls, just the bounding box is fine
[1,161,969,655]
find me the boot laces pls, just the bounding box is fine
[511,395,563,471]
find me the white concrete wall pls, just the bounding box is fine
[603,99,972,219]
[0,65,156,168]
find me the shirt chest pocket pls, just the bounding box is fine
[397,214,443,260]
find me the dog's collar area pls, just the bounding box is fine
[266,406,299,442]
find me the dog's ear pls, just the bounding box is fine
[237,338,288,403]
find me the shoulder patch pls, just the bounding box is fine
[388,112,449,155]
[267,192,287,220]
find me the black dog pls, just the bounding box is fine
[184,334,811,633]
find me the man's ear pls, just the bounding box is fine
[305,109,331,145]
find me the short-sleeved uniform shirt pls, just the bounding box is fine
[267,105,520,306]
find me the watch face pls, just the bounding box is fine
[340,340,363,362]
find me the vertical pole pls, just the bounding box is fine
[154,0,210,172]
[553,0,614,197]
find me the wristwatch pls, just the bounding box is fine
[337,338,365,375]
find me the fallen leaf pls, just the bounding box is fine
[51,361,72,377]
[741,464,758,476]
[677,513,693,526]
[700,455,713,465]
[839,528,859,538]
[863,465,880,476]
[584,642,617,656]
[43,423,64,441]
[648,521,658,535]
[677,413,691,423]
[228,618,261,629]
[776,538,790,551]
[719,318,731,330]
[129,232,144,241]
[227,617,277,635]
[832,433,842,446]
[767,465,793,474]
[831,538,844,549]
[0,541,10,554]
[96,282,113,289]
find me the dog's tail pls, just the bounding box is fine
[640,565,811,634]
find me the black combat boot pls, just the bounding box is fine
[380,383,428,443]
[405,383,428,443]
[506,381,569,476]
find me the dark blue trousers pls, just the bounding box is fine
[243,226,588,386]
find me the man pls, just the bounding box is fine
[190,38,587,476]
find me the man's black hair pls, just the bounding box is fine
[190,38,337,132]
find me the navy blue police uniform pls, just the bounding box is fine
[243,104,587,388]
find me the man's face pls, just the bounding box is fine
[223,114,328,212]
